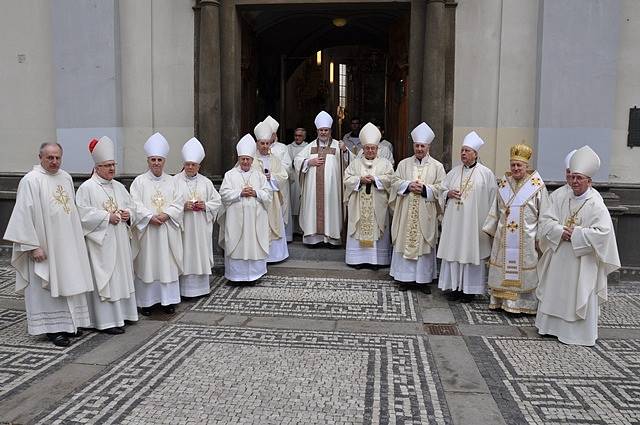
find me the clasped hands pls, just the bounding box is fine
[360,175,375,185]
[109,209,130,225]
[184,200,206,212]
[308,157,325,167]
[408,180,424,195]
[447,190,462,200]
[241,186,257,198]
[562,226,573,242]
[150,212,169,226]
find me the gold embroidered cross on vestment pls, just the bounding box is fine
[54,185,71,214]
[506,220,519,233]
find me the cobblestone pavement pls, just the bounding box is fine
[1,261,640,424]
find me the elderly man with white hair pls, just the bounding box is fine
[76,136,138,334]
[343,122,395,268]
[130,133,184,316]
[174,137,222,297]
[294,111,353,246]
[389,122,445,291]
[263,115,294,241]
[218,134,271,283]
[437,131,497,301]
[535,146,620,346]
[254,121,289,263]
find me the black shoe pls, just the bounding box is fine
[101,327,125,335]
[162,305,175,314]
[420,286,432,294]
[62,329,83,338]
[47,333,70,347]
[140,307,153,316]
[460,294,475,303]
[445,291,463,301]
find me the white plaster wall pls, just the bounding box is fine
[610,0,640,183]
[120,0,195,175]
[0,1,56,172]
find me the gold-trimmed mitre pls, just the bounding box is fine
[510,144,533,163]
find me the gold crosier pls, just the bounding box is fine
[403,164,428,260]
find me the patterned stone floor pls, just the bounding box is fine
[0,309,98,400]
[35,324,451,425]
[467,336,640,425]
[192,275,418,322]
[450,284,640,329]
[0,265,21,300]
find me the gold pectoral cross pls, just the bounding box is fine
[565,216,579,228]
[103,196,118,213]
[151,190,166,213]
[506,220,519,233]
[54,185,71,214]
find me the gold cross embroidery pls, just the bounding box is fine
[103,196,118,213]
[506,220,519,233]
[531,177,542,186]
[151,190,166,213]
[498,179,507,189]
[54,185,71,214]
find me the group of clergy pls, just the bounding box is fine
[4,108,621,348]
[291,112,619,347]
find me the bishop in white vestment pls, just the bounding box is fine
[255,121,289,263]
[294,111,353,246]
[437,132,497,300]
[264,115,294,241]
[130,133,184,315]
[77,136,138,333]
[218,134,271,282]
[174,137,222,297]
[482,144,550,314]
[288,128,308,234]
[536,146,620,346]
[343,123,394,267]
[389,122,446,288]
[4,143,93,346]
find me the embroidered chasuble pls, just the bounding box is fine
[389,156,445,260]
[173,171,222,275]
[482,171,550,313]
[255,154,288,241]
[76,174,136,302]
[130,171,184,284]
[343,157,394,246]
[535,187,619,345]
[294,139,351,241]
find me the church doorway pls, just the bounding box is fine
[239,3,411,161]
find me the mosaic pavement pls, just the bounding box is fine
[0,309,97,400]
[467,336,640,425]
[0,265,21,300]
[192,275,418,322]
[36,324,451,425]
[450,288,640,329]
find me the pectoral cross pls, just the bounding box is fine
[565,215,578,228]
[151,190,166,213]
[103,196,118,213]
[506,220,519,233]
[54,185,71,214]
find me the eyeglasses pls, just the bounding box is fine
[97,163,117,168]
[568,174,589,182]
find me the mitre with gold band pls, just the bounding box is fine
[510,144,533,164]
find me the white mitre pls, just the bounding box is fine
[564,149,577,169]
[462,131,484,152]
[254,121,273,141]
[182,137,205,164]
[264,115,279,133]
[90,136,115,164]
[359,122,381,146]
[314,111,333,129]
[144,132,170,158]
[237,134,256,157]
[570,146,600,177]
[410,122,435,145]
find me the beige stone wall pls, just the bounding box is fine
[452,0,539,176]
[610,0,640,183]
[0,1,56,172]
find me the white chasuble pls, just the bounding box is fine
[482,171,550,313]
[294,139,353,244]
[535,187,619,346]
[218,167,271,260]
[389,156,445,259]
[4,165,93,333]
[130,171,184,285]
[256,154,289,263]
[76,175,136,302]
[343,157,394,265]
[174,171,222,276]
[437,163,497,294]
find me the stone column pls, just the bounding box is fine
[422,0,447,161]
[220,0,241,172]
[408,0,426,134]
[197,0,222,176]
